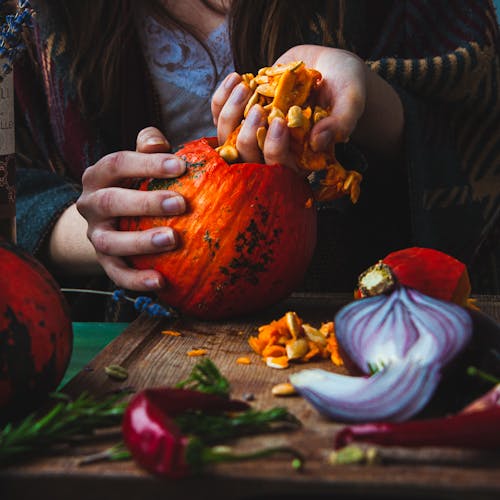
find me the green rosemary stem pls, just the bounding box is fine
[0,391,129,464]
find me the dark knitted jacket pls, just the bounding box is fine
[13,0,500,320]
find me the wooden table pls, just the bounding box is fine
[1,293,500,500]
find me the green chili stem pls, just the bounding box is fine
[202,445,304,470]
[467,366,500,385]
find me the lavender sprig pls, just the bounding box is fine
[60,287,178,319]
[0,0,35,80]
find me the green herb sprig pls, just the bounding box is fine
[175,358,300,441]
[0,391,129,464]
[175,358,230,397]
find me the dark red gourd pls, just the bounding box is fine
[0,239,73,419]
[356,247,471,306]
[119,137,317,320]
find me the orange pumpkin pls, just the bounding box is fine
[119,137,317,320]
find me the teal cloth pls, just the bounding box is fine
[59,322,129,388]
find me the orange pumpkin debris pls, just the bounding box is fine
[217,61,362,204]
[249,311,344,369]
[187,349,208,357]
[236,356,252,365]
[161,330,182,337]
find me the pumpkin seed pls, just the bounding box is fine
[267,107,285,125]
[313,106,329,124]
[271,382,297,396]
[285,311,301,339]
[256,126,267,150]
[216,144,239,163]
[244,90,261,117]
[241,73,255,86]
[254,74,269,85]
[285,338,309,360]
[256,83,276,98]
[265,60,303,76]
[104,364,128,381]
[302,324,328,347]
[286,105,305,128]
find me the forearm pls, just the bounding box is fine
[46,203,104,276]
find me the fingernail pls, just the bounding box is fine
[146,136,169,146]
[163,158,186,176]
[161,195,185,214]
[312,130,333,152]
[144,277,161,289]
[224,72,241,90]
[229,83,250,104]
[152,230,176,248]
[246,105,263,126]
[268,118,285,140]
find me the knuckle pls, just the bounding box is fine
[105,151,125,177]
[81,165,95,186]
[75,195,88,215]
[139,192,155,215]
[95,189,115,214]
[91,229,111,254]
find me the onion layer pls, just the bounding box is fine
[290,286,473,422]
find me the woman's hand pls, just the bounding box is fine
[76,127,186,291]
[212,45,403,169]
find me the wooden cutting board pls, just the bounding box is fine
[1,293,500,500]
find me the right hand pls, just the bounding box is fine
[76,127,187,291]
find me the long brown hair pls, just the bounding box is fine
[31,0,345,118]
[229,0,345,72]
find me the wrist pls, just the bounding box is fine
[352,66,404,160]
[47,204,103,276]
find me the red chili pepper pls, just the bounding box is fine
[460,384,500,414]
[334,406,500,451]
[122,387,249,477]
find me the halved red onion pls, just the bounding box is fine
[289,286,473,422]
[334,286,472,374]
[290,361,441,422]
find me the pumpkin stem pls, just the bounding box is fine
[357,261,396,297]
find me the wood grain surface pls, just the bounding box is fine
[1,293,499,500]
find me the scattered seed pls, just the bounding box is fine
[242,392,255,401]
[271,382,297,396]
[104,364,128,381]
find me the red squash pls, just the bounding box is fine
[356,247,472,306]
[120,137,317,320]
[0,239,73,418]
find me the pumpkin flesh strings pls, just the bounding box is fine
[217,60,362,204]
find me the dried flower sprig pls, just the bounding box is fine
[0,0,35,80]
[60,288,178,319]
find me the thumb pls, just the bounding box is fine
[136,127,171,153]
